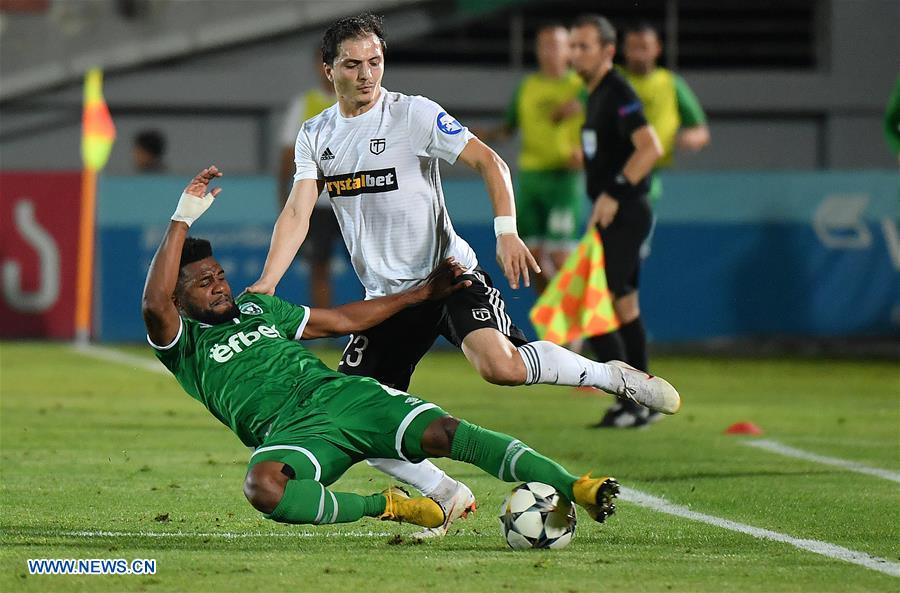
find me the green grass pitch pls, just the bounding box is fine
[1,342,898,592]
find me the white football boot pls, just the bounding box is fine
[412,479,476,539]
[606,360,681,415]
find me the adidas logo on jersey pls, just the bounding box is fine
[208,324,282,363]
[320,148,335,161]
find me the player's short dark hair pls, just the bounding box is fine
[573,14,617,47]
[625,21,659,37]
[134,129,165,157]
[180,238,213,270]
[321,12,386,66]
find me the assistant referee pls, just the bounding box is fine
[570,15,664,428]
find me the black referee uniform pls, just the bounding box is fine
[581,68,653,298]
[582,68,658,428]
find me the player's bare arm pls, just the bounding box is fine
[677,125,711,152]
[247,178,321,295]
[456,137,540,290]
[589,125,662,229]
[302,258,472,339]
[142,166,223,345]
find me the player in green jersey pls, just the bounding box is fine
[482,22,587,295]
[622,22,709,209]
[142,166,621,529]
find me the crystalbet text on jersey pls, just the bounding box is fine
[325,168,398,197]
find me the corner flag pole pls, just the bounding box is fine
[75,68,115,345]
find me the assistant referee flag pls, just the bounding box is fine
[529,229,619,344]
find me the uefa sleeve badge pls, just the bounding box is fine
[436,111,463,135]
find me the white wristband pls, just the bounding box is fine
[171,191,215,227]
[494,216,518,237]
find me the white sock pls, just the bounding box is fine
[428,474,462,502]
[517,340,615,390]
[366,458,447,496]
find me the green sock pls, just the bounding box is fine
[265,479,387,525]
[449,420,578,500]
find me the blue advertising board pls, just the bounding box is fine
[96,172,899,342]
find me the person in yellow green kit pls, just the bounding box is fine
[621,22,710,258]
[481,22,586,295]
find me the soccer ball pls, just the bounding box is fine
[499,482,576,549]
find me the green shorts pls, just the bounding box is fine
[516,169,584,249]
[247,376,447,485]
[648,172,663,205]
[640,173,664,259]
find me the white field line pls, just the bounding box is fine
[72,344,168,375]
[782,436,899,448]
[69,345,900,577]
[6,530,394,540]
[620,487,900,578]
[742,439,900,484]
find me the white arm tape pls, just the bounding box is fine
[171,191,215,226]
[494,215,518,237]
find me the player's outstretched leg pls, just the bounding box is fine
[517,341,680,415]
[419,417,618,523]
[244,461,445,528]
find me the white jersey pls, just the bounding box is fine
[294,88,479,298]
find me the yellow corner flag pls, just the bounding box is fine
[81,68,116,171]
[529,229,619,345]
[76,68,116,343]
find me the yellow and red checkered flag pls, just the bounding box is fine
[529,229,619,344]
[81,68,116,171]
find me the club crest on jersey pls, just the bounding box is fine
[369,138,386,155]
[239,302,263,316]
[472,308,491,322]
[325,168,398,197]
[436,111,463,135]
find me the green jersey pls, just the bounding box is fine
[621,66,706,168]
[149,293,343,448]
[505,71,586,171]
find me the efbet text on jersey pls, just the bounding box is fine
[325,168,398,197]
[209,324,283,363]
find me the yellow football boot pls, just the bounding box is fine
[378,486,446,529]
[572,474,620,523]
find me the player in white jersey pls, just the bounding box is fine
[248,13,680,536]
[296,88,478,299]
